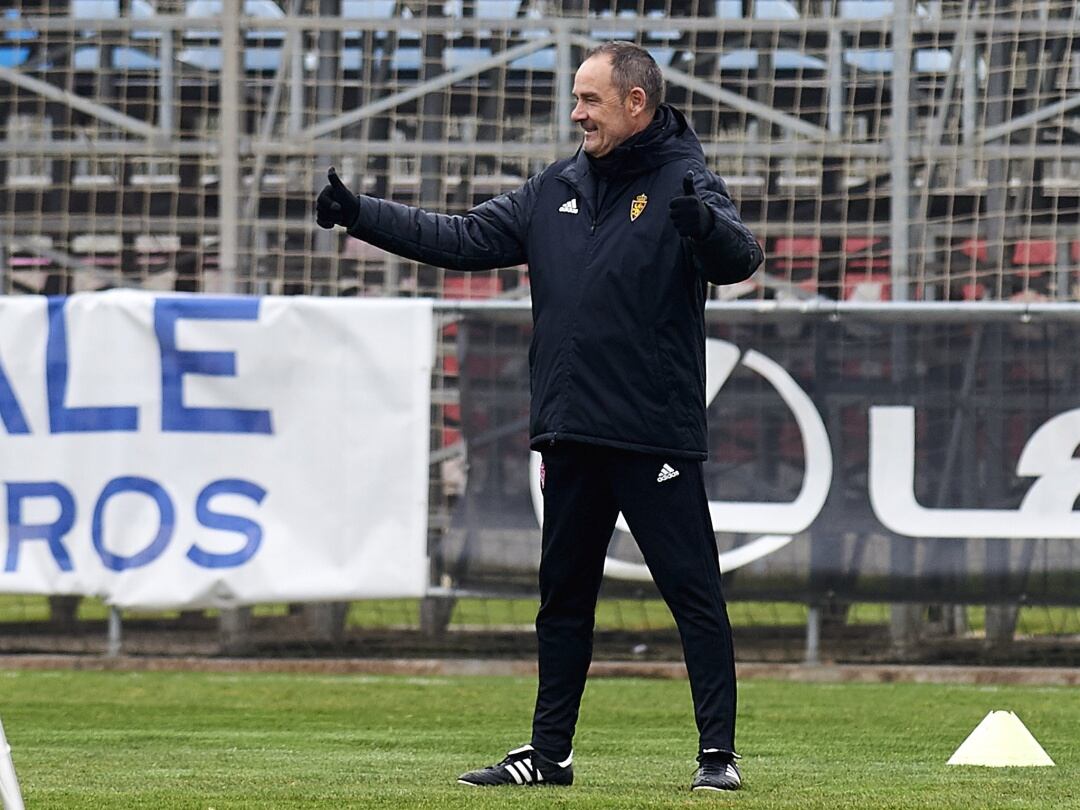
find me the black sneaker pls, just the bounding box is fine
[691,749,742,792]
[458,744,573,786]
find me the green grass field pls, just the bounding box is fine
[2,669,1078,809]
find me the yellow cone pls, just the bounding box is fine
[0,717,24,810]
[947,710,1055,767]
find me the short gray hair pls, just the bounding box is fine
[585,41,665,114]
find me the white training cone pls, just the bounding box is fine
[947,710,1055,767]
[0,717,25,810]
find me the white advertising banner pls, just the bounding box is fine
[0,291,433,608]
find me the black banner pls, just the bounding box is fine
[441,307,1080,605]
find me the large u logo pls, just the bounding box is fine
[530,339,833,577]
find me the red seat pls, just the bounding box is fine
[773,237,821,259]
[770,237,821,273]
[843,237,890,271]
[1012,240,1056,265]
[440,352,460,377]
[958,239,989,263]
[1010,240,1056,276]
[961,282,986,301]
[442,274,502,299]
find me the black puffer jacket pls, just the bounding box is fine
[346,105,763,459]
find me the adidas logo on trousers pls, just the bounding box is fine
[657,463,680,482]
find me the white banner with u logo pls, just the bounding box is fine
[0,291,432,608]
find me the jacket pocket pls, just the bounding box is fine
[649,327,679,405]
[652,326,695,440]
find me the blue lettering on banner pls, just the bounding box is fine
[5,481,76,572]
[0,358,30,435]
[92,476,175,571]
[47,298,139,433]
[187,479,268,569]
[155,298,274,434]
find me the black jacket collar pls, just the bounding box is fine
[557,104,701,188]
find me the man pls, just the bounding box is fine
[316,41,763,792]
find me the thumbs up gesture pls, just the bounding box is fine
[668,171,714,240]
[315,167,361,230]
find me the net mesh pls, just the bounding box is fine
[2,1,1079,300]
[2,1,1080,663]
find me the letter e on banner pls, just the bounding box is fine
[155,298,273,434]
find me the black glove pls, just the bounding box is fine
[668,171,714,240]
[315,167,360,230]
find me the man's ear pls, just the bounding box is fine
[626,87,649,118]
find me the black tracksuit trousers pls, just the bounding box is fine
[530,442,737,761]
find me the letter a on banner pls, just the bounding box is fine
[0,717,24,810]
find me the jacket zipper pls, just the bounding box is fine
[552,175,600,446]
[556,176,598,236]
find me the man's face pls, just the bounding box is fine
[571,55,648,158]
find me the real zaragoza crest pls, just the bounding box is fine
[630,194,648,222]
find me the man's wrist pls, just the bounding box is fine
[343,195,362,230]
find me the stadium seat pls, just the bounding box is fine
[718,49,827,72]
[837,0,895,18]
[5,238,53,294]
[771,237,821,272]
[180,0,285,72]
[843,236,890,272]
[73,46,161,70]
[72,234,121,261]
[1010,240,1056,276]
[843,272,891,301]
[958,239,988,263]
[768,237,820,295]
[0,9,34,68]
[752,0,800,20]
[442,274,503,300]
[961,282,987,301]
[135,234,179,275]
[440,350,460,378]
[6,255,50,269]
[946,239,989,300]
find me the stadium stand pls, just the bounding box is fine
[1,0,1077,303]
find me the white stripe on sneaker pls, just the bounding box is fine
[512,760,533,783]
[504,764,523,784]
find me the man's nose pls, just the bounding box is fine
[571,102,586,122]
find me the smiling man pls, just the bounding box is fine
[316,41,763,793]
